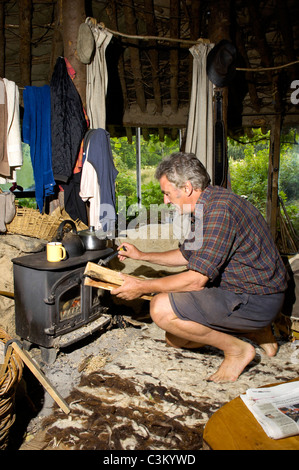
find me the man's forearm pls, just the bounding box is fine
[111,268,209,301]
[141,269,208,294]
[140,248,188,267]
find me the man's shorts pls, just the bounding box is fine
[169,287,285,334]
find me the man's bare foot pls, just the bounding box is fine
[207,342,256,383]
[243,326,278,357]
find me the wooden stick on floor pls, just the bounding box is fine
[11,342,70,415]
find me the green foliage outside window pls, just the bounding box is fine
[228,128,299,233]
[1,129,297,236]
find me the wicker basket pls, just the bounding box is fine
[6,206,88,241]
[0,328,23,450]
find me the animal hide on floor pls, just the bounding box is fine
[42,371,211,450]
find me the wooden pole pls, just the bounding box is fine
[61,0,86,107]
[208,0,232,188]
[11,342,70,414]
[19,0,32,86]
[267,114,282,241]
[0,1,4,78]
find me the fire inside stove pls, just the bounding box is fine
[60,288,81,320]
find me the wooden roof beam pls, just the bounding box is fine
[276,0,298,80]
[235,25,261,113]
[143,0,164,140]
[169,0,179,113]
[123,0,148,139]
[123,0,146,113]
[19,0,32,86]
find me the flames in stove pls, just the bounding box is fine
[60,287,103,321]
[60,287,81,320]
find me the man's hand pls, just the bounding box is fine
[111,273,147,300]
[117,243,142,262]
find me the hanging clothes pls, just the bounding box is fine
[0,78,10,178]
[0,190,15,232]
[57,57,89,224]
[0,79,23,183]
[80,153,101,228]
[22,85,56,212]
[62,171,88,226]
[80,129,118,232]
[85,18,112,129]
[50,57,87,183]
[64,57,90,175]
[185,42,214,181]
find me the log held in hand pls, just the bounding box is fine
[83,262,153,301]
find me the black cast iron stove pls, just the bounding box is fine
[12,247,113,363]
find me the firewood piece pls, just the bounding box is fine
[83,262,153,301]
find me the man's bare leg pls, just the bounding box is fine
[165,332,205,349]
[243,325,278,357]
[151,294,256,383]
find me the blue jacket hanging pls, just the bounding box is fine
[22,85,56,212]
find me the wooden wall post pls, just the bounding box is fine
[208,0,232,187]
[61,0,86,107]
[19,0,32,86]
[0,1,5,77]
[267,114,282,241]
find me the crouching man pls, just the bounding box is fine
[112,152,287,383]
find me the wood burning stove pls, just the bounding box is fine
[12,247,114,363]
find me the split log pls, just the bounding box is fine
[83,262,153,301]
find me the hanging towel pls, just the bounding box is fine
[79,149,101,229]
[0,191,15,232]
[185,42,214,180]
[22,85,56,212]
[3,79,23,169]
[0,79,23,183]
[0,78,10,177]
[50,57,87,183]
[85,19,112,129]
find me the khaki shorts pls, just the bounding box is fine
[169,287,285,334]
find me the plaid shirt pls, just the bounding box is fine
[180,185,288,295]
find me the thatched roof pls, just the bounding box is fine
[1,0,299,139]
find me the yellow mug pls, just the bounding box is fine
[46,242,67,262]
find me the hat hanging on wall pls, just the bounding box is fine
[77,23,95,64]
[206,39,237,87]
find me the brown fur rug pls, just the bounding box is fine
[42,370,219,450]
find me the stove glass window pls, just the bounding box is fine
[59,285,81,320]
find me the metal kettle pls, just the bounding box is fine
[78,225,108,251]
[55,220,85,258]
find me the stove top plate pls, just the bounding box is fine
[12,247,114,271]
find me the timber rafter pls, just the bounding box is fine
[1,0,299,138]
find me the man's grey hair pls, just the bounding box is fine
[155,152,211,190]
